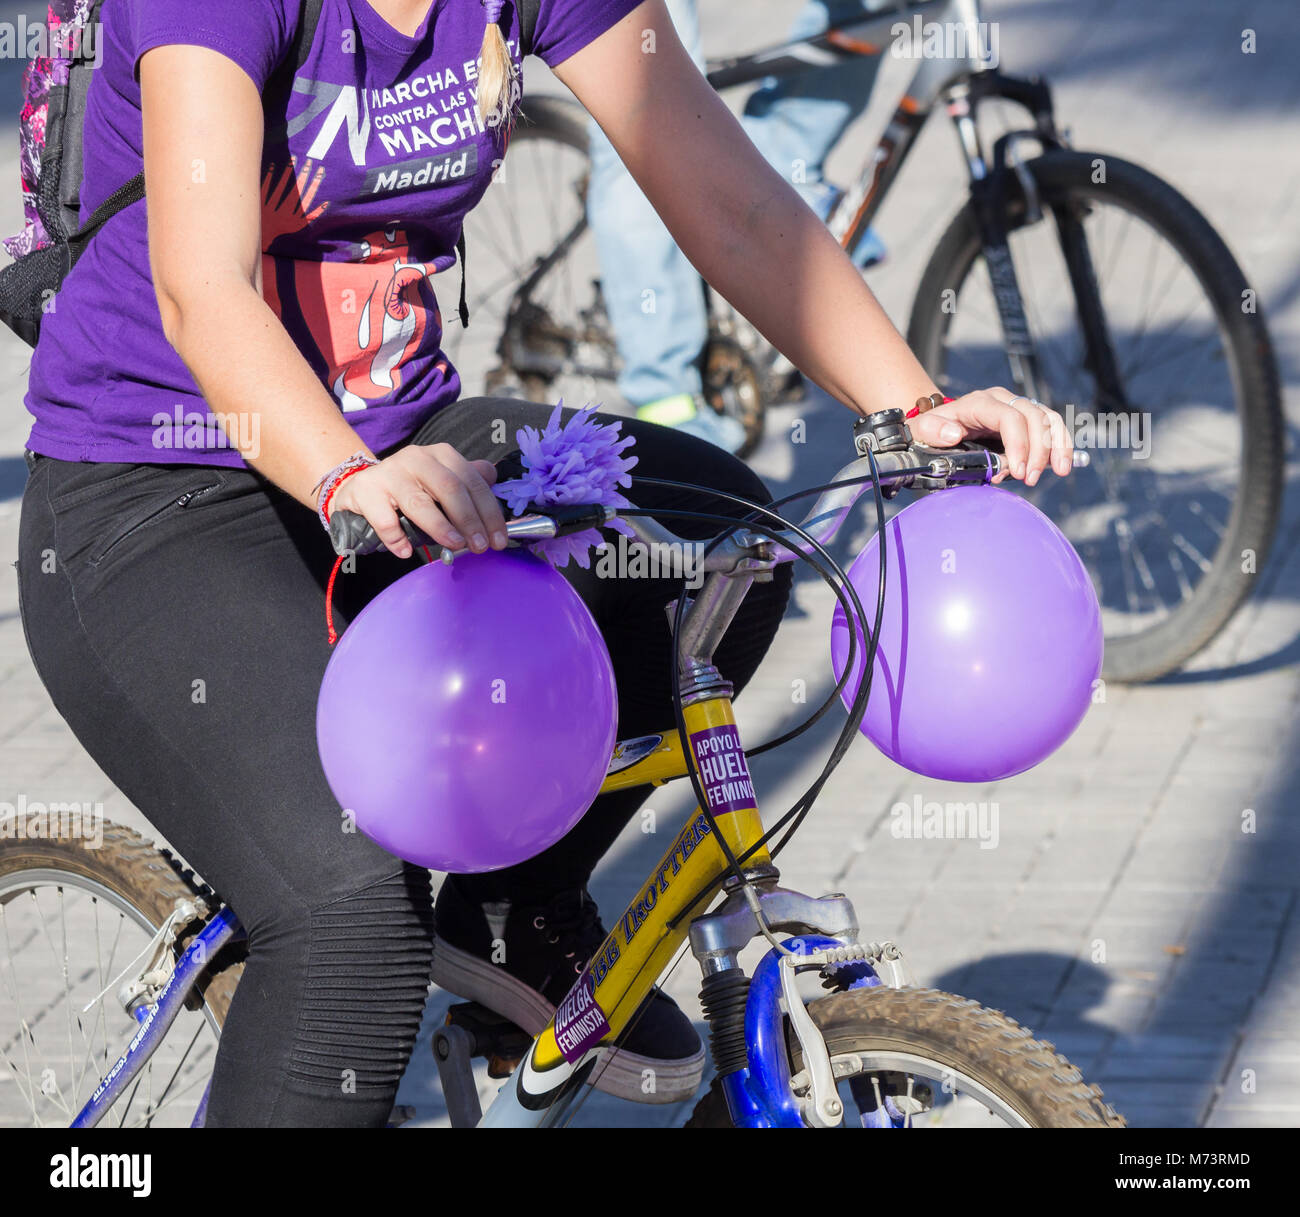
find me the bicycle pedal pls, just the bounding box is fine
[444,1001,533,1061]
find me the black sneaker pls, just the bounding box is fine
[431,878,705,1103]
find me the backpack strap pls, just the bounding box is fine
[518,0,541,57]
[264,0,324,111]
[291,0,325,72]
[455,230,469,329]
[69,0,324,259]
[71,173,145,251]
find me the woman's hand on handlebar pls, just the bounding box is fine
[907,388,1075,487]
[328,443,508,559]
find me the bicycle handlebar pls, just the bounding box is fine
[327,410,1083,564]
[328,501,614,560]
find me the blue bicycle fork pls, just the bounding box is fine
[721,934,885,1129]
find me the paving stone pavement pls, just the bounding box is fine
[0,0,1297,1129]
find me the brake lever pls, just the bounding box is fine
[910,443,1003,490]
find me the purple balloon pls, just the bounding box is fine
[317,551,617,872]
[830,486,1102,782]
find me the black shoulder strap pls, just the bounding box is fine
[70,0,323,248]
[455,231,469,329]
[70,174,145,254]
[283,0,325,82]
[261,0,324,114]
[518,0,542,57]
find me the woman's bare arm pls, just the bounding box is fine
[141,46,364,502]
[140,45,506,554]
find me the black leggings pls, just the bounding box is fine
[17,398,790,1127]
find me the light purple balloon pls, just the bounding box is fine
[830,486,1102,782]
[317,551,617,872]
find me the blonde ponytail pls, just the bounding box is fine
[477,2,520,130]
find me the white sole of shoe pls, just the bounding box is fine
[431,937,706,1105]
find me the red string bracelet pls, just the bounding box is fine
[317,456,377,646]
[319,461,375,528]
[325,555,346,645]
[905,393,955,421]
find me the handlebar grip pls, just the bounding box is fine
[326,448,526,558]
[329,510,443,558]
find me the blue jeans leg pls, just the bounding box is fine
[742,1,883,215]
[586,0,709,406]
[586,0,885,406]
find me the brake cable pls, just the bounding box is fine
[562,492,872,1120]
[616,500,868,890]
[608,463,885,928]
[629,453,893,867]
[562,454,899,1121]
[627,467,916,758]
[763,447,892,860]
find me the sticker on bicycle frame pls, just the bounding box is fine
[605,733,665,775]
[553,972,611,1064]
[690,725,757,815]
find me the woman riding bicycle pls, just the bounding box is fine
[17,0,1073,1127]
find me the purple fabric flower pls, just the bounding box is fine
[493,401,638,568]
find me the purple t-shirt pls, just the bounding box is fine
[24,0,641,466]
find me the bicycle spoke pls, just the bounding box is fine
[1120,302,1215,390]
[1123,240,1193,377]
[1,873,221,1129]
[124,1051,213,1129]
[1098,207,1135,300]
[140,1022,207,1127]
[60,887,77,1106]
[1006,228,1066,392]
[0,899,40,1123]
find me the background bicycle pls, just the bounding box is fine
[442,0,1284,684]
[2,0,1298,1132]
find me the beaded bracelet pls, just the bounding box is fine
[905,393,955,420]
[314,452,377,530]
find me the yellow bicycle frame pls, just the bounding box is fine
[525,692,770,1080]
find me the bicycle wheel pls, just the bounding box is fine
[0,819,240,1127]
[441,94,619,405]
[908,150,1284,683]
[448,96,769,457]
[685,986,1125,1128]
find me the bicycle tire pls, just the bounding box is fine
[0,820,240,1125]
[471,95,593,401]
[907,149,1284,683]
[517,93,591,150]
[684,986,1125,1128]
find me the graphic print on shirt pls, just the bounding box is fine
[316,227,451,412]
[291,65,500,190]
[260,49,517,414]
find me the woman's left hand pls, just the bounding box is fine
[905,388,1074,486]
